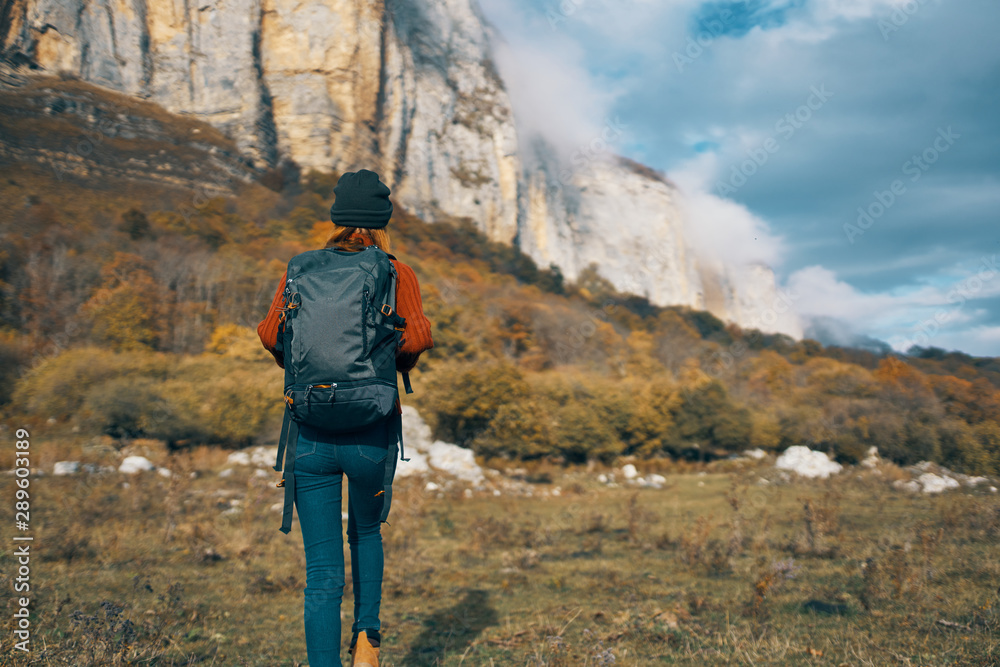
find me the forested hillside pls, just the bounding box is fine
[2,117,999,476]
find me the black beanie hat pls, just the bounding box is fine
[329,169,393,229]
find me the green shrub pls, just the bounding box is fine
[832,430,869,464]
[620,379,677,457]
[522,372,627,462]
[423,361,530,447]
[81,377,173,438]
[15,346,282,446]
[938,418,992,475]
[672,380,751,453]
[551,401,620,463]
[471,399,556,460]
[973,421,1000,475]
[14,347,170,420]
[902,414,942,465]
[0,331,32,405]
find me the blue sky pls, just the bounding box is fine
[477,0,1000,356]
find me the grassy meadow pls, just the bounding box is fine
[1,436,998,666]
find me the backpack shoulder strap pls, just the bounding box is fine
[273,406,300,534]
[383,258,414,394]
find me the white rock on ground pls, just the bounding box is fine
[917,473,960,494]
[223,409,483,485]
[622,464,639,480]
[906,461,994,492]
[894,473,962,494]
[860,446,880,468]
[424,440,484,485]
[226,446,278,467]
[774,446,843,479]
[639,473,667,489]
[742,448,767,460]
[250,447,278,467]
[53,461,80,475]
[400,406,484,484]
[119,456,156,474]
[393,448,431,477]
[395,406,434,477]
[226,452,251,466]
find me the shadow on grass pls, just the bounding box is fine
[400,588,498,666]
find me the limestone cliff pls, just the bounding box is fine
[1,0,802,338]
[516,147,801,338]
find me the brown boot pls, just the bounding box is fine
[349,630,380,667]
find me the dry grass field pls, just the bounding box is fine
[1,435,998,666]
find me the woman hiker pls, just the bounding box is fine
[257,169,434,666]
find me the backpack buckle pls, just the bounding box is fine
[380,304,393,317]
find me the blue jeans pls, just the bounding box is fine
[293,420,390,666]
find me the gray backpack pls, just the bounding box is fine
[272,245,412,533]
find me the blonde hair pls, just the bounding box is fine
[324,224,392,254]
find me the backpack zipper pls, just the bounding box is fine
[362,288,370,355]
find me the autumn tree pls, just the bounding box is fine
[673,378,752,455]
[82,253,167,351]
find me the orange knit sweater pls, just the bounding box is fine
[257,238,434,373]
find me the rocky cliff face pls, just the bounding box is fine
[1,0,801,338]
[516,147,800,337]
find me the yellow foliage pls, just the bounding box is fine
[749,410,782,451]
[82,254,167,351]
[677,359,713,393]
[206,324,268,362]
[746,350,795,398]
[623,330,657,378]
[803,357,877,398]
[308,220,331,248]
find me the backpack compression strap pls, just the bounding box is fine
[273,407,300,534]
[383,257,413,395]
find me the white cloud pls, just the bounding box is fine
[789,258,1000,354]
[672,152,787,266]
[478,0,997,356]
[811,0,929,22]
[929,326,1000,357]
[480,1,628,164]
[789,265,907,323]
